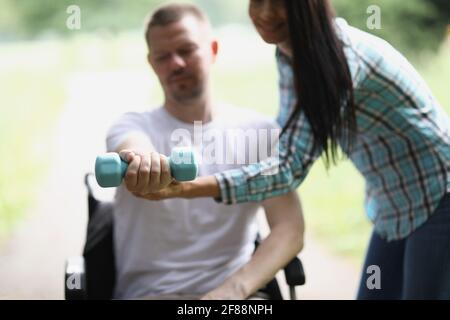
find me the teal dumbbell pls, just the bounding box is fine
[95,147,198,188]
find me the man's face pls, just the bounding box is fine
[148,16,217,104]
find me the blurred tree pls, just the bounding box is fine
[332,0,449,56]
[0,0,20,39]
[0,0,165,37]
[429,0,450,17]
[1,0,448,52]
[0,0,249,38]
[195,0,248,26]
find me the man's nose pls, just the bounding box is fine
[168,54,186,70]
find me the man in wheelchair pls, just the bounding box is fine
[69,2,305,300]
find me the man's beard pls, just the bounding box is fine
[170,81,204,104]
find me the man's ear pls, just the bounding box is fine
[211,40,219,60]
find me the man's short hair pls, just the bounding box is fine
[144,3,209,49]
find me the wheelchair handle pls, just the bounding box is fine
[95,147,198,188]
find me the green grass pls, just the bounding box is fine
[0,41,66,244]
[299,160,369,263]
[420,41,450,114]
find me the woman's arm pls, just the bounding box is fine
[200,191,304,300]
[134,175,220,200]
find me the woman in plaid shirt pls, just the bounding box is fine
[136,0,450,299]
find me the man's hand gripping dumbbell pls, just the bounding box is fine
[95,148,198,198]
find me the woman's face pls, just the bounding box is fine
[248,0,289,45]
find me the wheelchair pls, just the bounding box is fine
[65,173,306,300]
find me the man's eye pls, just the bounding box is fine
[179,48,194,56]
[156,55,169,62]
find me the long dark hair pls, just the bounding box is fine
[281,0,356,165]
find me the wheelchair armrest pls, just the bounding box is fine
[284,256,306,287]
[65,256,87,300]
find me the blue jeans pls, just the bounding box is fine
[357,193,450,299]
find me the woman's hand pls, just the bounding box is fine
[119,149,173,196]
[132,175,222,201]
[132,181,186,200]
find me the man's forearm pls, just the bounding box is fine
[228,225,303,298]
[203,192,304,299]
[234,192,304,297]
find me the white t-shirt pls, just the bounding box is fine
[106,105,279,299]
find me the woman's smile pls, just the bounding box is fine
[257,21,286,34]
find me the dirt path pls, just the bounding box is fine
[0,70,360,299]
